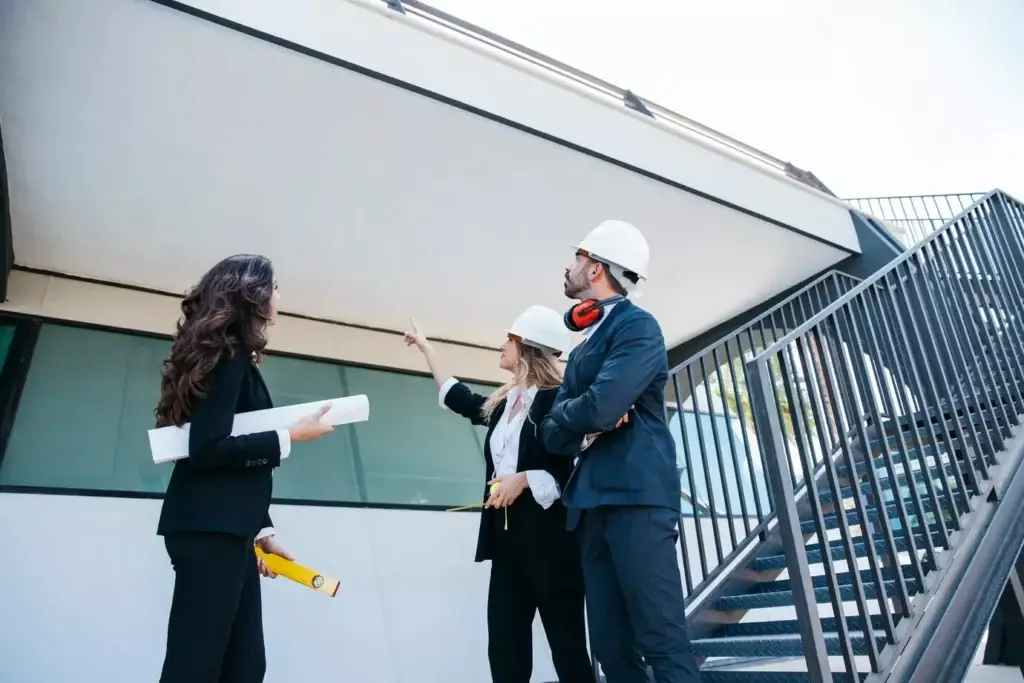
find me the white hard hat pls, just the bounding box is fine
[574,219,650,281]
[508,305,570,356]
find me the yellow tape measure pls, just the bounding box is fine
[446,482,508,530]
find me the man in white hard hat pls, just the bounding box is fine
[541,220,700,683]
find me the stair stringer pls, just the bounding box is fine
[874,424,1024,683]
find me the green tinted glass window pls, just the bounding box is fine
[0,325,171,492]
[0,323,499,509]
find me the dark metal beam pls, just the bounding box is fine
[0,121,14,301]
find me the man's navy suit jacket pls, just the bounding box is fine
[541,299,680,514]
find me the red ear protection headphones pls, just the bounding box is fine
[563,296,625,332]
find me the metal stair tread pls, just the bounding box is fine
[692,631,886,658]
[716,578,917,611]
[723,613,891,637]
[755,535,921,570]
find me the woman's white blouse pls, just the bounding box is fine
[439,378,560,509]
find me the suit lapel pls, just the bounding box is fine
[568,301,632,384]
[482,399,505,478]
[251,362,273,408]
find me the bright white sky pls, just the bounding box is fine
[428,0,1024,200]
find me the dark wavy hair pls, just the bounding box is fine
[155,254,276,427]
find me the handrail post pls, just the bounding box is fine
[747,358,831,682]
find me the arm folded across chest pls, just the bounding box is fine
[544,315,665,439]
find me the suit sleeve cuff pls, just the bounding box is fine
[438,377,458,409]
[525,470,561,510]
[255,527,275,542]
[276,429,291,460]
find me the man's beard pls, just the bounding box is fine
[564,273,586,299]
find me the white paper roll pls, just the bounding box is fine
[149,395,370,464]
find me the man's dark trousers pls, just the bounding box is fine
[581,506,701,683]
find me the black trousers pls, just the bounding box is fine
[581,507,701,683]
[487,522,593,683]
[160,532,266,683]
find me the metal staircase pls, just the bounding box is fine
[640,191,1024,682]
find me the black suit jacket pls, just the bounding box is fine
[444,381,582,596]
[157,348,281,539]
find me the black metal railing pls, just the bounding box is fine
[665,270,862,602]
[374,0,834,195]
[747,190,1024,681]
[846,193,987,247]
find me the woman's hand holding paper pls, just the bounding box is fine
[288,403,334,443]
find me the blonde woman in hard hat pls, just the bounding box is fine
[404,306,593,683]
[542,220,701,682]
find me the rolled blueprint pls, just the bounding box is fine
[148,395,370,464]
[254,547,340,598]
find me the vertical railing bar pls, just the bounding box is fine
[1002,197,1024,246]
[665,395,696,597]
[856,275,912,422]
[880,268,965,527]
[814,286,862,449]
[687,365,726,564]
[925,232,1003,472]
[777,303,822,473]
[711,346,753,536]
[944,214,1020,431]
[854,289,936,579]
[796,329,871,675]
[672,372,709,583]
[791,287,832,465]
[914,238,986,488]
[804,281,841,451]
[746,326,777,511]
[771,308,809,486]
[757,318,799,488]
[817,312,899,643]
[747,357,832,683]
[808,275,854,443]
[724,337,766,524]
[700,356,739,548]
[904,196,929,244]
[836,301,915,620]
[964,207,1024,418]
[985,200,1024,381]
[781,336,860,671]
[900,254,977,509]
[865,283,952,549]
[946,217,1022,432]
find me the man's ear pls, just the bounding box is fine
[588,260,604,283]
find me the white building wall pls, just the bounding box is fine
[0,493,748,683]
[157,0,861,253]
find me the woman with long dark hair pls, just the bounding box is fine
[155,254,334,683]
[404,306,593,683]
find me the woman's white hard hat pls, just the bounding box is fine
[508,305,570,356]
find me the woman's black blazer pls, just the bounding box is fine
[444,381,582,596]
[157,348,281,539]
